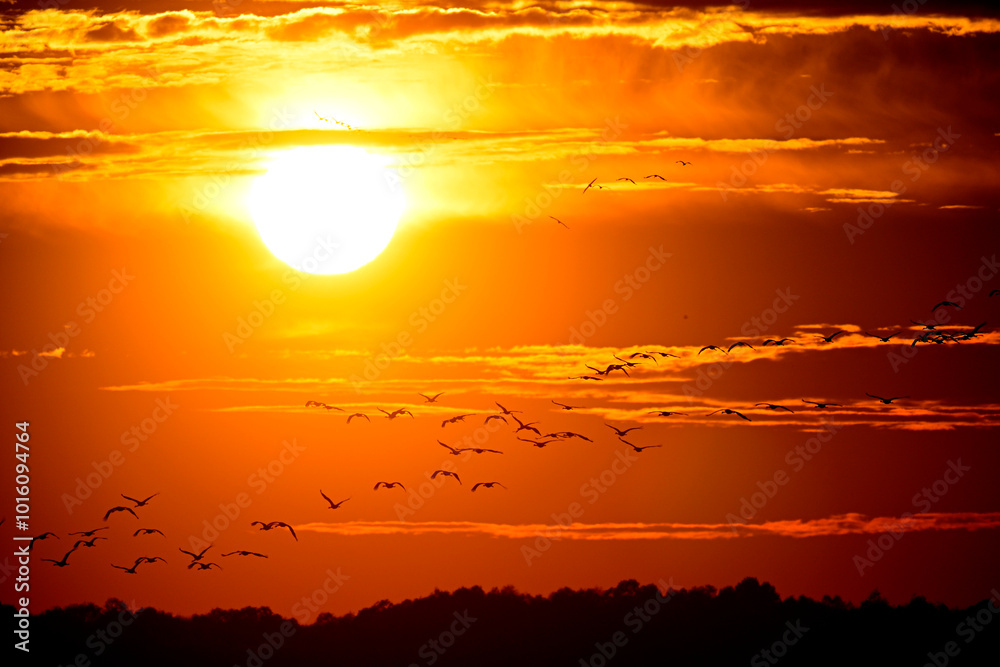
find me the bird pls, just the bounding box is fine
[653,351,679,358]
[617,177,636,184]
[484,414,508,425]
[378,407,414,419]
[439,440,463,455]
[347,413,370,424]
[442,414,475,428]
[910,319,941,330]
[306,401,344,411]
[137,556,167,565]
[471,482,507,491]
[374,481,406,491]
[494,402,522,415]
[699,345,727,355]
[628,352,657,362]
[42,549,76,567]
[511,415,541,435]
[802,399,841,409]
[754,403,794,413]
[111,563,140,574]
[544,431,592,442]
[251,521,298,541]
[313,110,329,122]
[418,392,444,403]
[864,331,901,342]
[648,410,684,417]
[459,447,504,455]
[551,400,583,411]
[188,561,222,570]
[990,290,1000,297]
[103,506,139,521]
[569,375,604,381]
[707,408,752,421]
[133,528,165,537]
[676,160,692,166]
[29,532,58,550]
[72,537,107,549]
[815,331,847,343]
[431,470,461,485]
[866,393,909,404]
[517,437,557,448]
[320,490,350,509]
[645,174,666,180]
[583,177,597,193]
[932,301,962,311]
[222,550,268,558]
[727,341,755,352]
[763,338,794,346]
[606,424,642,437]
[121,493,158,507]
[549,216,569,229]
[619,439,663,452]
[179,546,213,562]
[69,527,108,537]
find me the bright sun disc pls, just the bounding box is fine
[248,145,405,275]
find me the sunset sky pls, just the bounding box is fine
[2,0,999,623]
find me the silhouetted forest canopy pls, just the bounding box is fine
[8,578,1000,666]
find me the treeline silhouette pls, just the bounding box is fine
[8,578,1000,666]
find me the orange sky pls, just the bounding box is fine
[1,1,999,621]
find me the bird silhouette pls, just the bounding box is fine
[815,331,847,343]
[347,412,370,424]
[910,319,941,330]
[802,399,841,409]
[121,493,158,507]
[619,439,663,452]
[374,481,406,491]
[137,556,167,565]
[676,160,692,166]
[866,393,909,404]
[378,407,414,419]
[570,375,604,381]
[431,470,461,485]
[484,414,508,425]
[459,447,503,455]
[544,431,592,442]
[29,532,58,550]
[932,301,962,311]
[42,548,76,567]
[133,528,165,537]
[727,341,755,352]
[511,415,541,435]
[442,414,475,428]
[103,506,139,521]
[551,400,583,411]
[865,331,901,342]
[699,345,728,355]
[645,174,666,180]
[762,338,794,346]
[583,177,597,193]
[754,403,794,413]
[494,402,522,415]
[69,527,108,537]
[179,546,213,561]
[471,482,507,491]
[320,490,350,509]
[648,410,685,417]
[189,561,222,570]
[549,216,570,229]
[111,563,140,574]
[517,437,557,448]
[439,440,463,455]
[707,408,752,421]
[606,424,642,437]
[617,177,636,184]
[251,521,298,541]
[418,392,444,403]
[73,537,107,549]
[222,550,268,558]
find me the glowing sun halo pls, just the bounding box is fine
[248,145,406,275]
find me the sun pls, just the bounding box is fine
[248,145,406,275]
